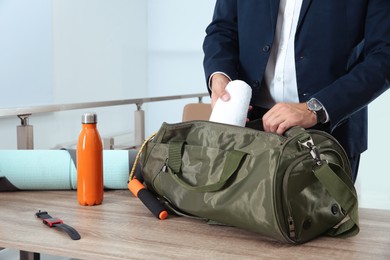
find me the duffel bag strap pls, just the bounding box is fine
[313,163,359,237]
[298,133,359,237]
[168,141,247,192]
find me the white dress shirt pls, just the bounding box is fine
[260,0,303,108]
[210,0,303,108]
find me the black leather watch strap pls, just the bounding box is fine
[36,210,81,240]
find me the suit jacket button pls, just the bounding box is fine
[262,45,270,52]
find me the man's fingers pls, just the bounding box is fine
[210,74,230,108]
[262,103,316,134]
[211,90,230,108]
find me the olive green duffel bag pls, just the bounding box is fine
[133,120,359,244]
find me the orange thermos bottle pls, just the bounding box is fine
[77,112,103,206]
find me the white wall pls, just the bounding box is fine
[0,0,53,148]
[0,0,389,209]
[145,0,213,136]
[52,0,148,104]
[0,0,148,148]
[48,0,148,147]
[357,90,390,209]
[0,0,53,108]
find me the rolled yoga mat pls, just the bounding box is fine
[0,149,139,191]
[209,80,252,127]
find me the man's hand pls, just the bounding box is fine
[210,73,231,108]
[262,102,317,135]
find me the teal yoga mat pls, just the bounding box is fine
[0,149,137,191]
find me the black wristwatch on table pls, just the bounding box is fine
[35,210,81,240]
[306,98,327,124]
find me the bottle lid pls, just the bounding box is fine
[81,112,97,124]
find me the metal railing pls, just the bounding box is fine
[0,93,209,149]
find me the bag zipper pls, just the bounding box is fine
[282,153,309,242]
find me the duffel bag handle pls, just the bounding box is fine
[167,141,247,192]
[313,163,359,237]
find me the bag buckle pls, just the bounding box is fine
[298,137,323,166]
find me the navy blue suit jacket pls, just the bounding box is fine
[203,0,390,158]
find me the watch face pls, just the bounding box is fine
[308,99,322,111]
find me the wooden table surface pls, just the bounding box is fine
[0,190,389,260]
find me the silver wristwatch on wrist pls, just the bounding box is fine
[306,98,326,124]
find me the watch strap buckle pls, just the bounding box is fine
[35,210,48,218]
[43,217,64,227]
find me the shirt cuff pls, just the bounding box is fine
[208,72,232,91]
[323,107,330,123]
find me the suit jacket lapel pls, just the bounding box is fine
[269,0,311,31]
[297,0,313,30]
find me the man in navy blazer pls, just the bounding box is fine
[203,0,390,182]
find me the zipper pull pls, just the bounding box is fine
[288,216,296,239]
[161,158,168,172]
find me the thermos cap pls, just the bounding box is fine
[81,113,97,124]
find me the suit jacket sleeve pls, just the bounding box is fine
[203,0,239,84]
[312,0,390,130]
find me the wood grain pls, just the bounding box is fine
[0,190,389,259]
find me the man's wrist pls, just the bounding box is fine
[209,72,231,91]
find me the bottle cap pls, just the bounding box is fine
[81,113,97,124]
